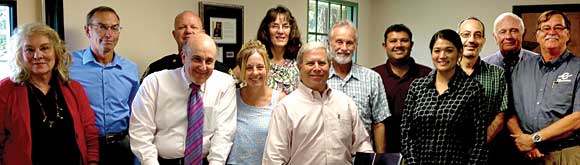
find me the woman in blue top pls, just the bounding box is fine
[227,40,286,165]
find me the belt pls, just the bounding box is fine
[158,157,209,165]
[158,157,184,165]
[99,131,127,145]
[537,139,579,153]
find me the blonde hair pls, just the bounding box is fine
[236,40,270,83]
[10,23,71,84]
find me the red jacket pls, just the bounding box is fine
[0,77,99,165]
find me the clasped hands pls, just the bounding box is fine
[511,134,544,159]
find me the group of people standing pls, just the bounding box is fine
[0,3,578,165]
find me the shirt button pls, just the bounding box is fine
[536,102,540,105]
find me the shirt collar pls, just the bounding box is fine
[180,67,206,93]
[297,81,332,100]
[329,63,361,81]
[426,66,466,91]
[385,57,419,79]
[539,51,571,68]
[469,57,486,76]
[81,47,122,68]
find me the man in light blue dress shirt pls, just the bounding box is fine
[69,6,139,165]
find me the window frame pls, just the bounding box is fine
[307,0,358,62]
[0,0,16,35]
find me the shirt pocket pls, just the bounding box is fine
[330,112,354,143]
[550,80,574,114]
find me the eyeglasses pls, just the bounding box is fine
[269,24,291,31]
[538,25,567,33]
[459,32,483,39]
[89,24,122,33]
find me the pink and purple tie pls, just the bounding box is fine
[184,84,203,165]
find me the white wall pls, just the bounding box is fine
[16,0,41,24]
[17,0,580,74]
[62,0,308,75]
[365,0,580,68]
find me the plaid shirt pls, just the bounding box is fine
[467,58,509,124]
[328,64,391,133]
[401,67,488,164]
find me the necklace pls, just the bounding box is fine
[28,83,64,128]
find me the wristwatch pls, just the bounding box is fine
[532,133,542,143]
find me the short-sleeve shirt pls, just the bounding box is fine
[328,64,391,134]
[511,51,580,141]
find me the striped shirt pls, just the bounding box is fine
[328,64,391,133]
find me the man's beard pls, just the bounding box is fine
[331,49,352,64]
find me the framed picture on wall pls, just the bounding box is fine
[513,4,580,56]
[199,2,243,70]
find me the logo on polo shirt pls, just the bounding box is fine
[556,72,573,83]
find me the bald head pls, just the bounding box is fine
[182,33,217,85]
[173,10,204,51]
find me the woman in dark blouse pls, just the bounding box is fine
[401,29,488,164]
[0,23,99,165]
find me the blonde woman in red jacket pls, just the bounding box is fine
[0,23,99,165]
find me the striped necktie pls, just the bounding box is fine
[185,83,203,165]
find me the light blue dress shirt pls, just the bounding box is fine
[70,47,140,136]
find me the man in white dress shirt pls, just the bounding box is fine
[129,33,236,165]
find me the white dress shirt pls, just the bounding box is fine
[130,68,236,165]
[262,83,373,165]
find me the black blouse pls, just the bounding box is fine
[28,78,81,165]
[401,67,489,164]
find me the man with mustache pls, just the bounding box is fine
[326,21,390,153]
[69,6,140,164]
[457,17,509,163]
[510,10,580,164]
[371,24,431,154]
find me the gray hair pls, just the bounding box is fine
[296,41,329,65]
[493,12,525,34]
[329,20,358,43]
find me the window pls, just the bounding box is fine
[0,1,16,79]
[307,0,357,61]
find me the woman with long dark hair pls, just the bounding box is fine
[256,5,302,94]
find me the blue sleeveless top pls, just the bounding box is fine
[226,89,280,165]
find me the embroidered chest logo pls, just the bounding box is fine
[556,72,573,83]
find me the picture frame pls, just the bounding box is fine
[513,4,580,56]
[199,2,244,69]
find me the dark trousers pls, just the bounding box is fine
[488,129,535,164]
[158,157,209,165]
[99,134,134,165]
